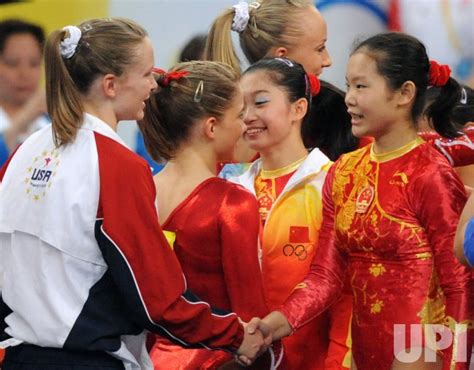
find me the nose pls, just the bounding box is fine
[322,48,332,68]
[345,87,355,107]
[150,75,158,91]
[243,106,255,126]
[16,63,32,80]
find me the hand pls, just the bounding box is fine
[248,311,291,341]
[245,317,273,345]
[6,89,47,151]
[234,317,273,366]
[235,321,269,366]
[11,89,47,131]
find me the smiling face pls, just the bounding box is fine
[113,37,157,122]
[241,70,303,153]
[345,52,399,139]
[276,7,331,76]
[0,33,42,107]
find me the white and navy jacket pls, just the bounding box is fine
[0,113,243,369]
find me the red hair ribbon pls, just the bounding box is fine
[307,73,321,96]
[152,67,189,87]
[428,60,451,87]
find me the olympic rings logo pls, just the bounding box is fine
[283,244,308,261]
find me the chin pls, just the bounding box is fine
[135,111,145,121]
[351,126,367,138]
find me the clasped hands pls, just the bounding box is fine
[234,311,291,366]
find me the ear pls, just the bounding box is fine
[269,46,288,58]
[102,74,118,99]
[203,116,217,140]
[291,97,308,123]
[397,81,416,107]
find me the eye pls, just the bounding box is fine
[317,45,326,53]
[2,59,18,68]
[255,97,269,106]
[356,84,366,89]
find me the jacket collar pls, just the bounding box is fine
[233,148,331,194]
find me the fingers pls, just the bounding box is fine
[246,317,261,335]
[236,324,267,365]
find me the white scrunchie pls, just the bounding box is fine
[231,1,250,33]
[60,26,82,59]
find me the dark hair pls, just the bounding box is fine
[425,85,474,128]
[304,80,359,160]
[0,19,45,54]
[243,57,313,130]
[353,32,462,138]
[139,61,240,161]
[178,34,207,62]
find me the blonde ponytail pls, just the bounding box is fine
[206,0,313,70]
[205,9,242,74]
[44,29,84,147]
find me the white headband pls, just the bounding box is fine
[231,1,250,33]
[60,26,82,59]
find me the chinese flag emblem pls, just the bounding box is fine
[289,226,310,243]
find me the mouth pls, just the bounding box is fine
[348,111,364,125]
[245,127,267,136]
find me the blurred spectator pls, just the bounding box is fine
[178,34,207,62]
[0,19,49,166]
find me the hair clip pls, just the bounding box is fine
[461,87,467,105]
[250,16,259,38]
[249,1,261,10]
[194,80,204,102]
[82,23,92,32]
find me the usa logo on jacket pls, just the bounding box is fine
[25,149,60,201]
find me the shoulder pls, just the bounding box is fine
[207,177,256,202]
[93,132,153,190]
[412,142,453,172]
[408,143,463,191]
[205,178,258,216]
[94,131,151,175]
[334,145,370,171]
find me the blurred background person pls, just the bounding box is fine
[0,19,48,167]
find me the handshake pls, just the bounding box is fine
[232,311,292,367]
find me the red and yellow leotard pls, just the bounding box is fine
[233,149,353,369]
[281,139,472,370]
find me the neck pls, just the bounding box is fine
[0,99,22,118]
[260,133,308,171]
[83,100,118,131]
[372,119,419,154]
[166,144,217,181]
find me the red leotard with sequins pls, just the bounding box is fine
[280,140,472,370]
